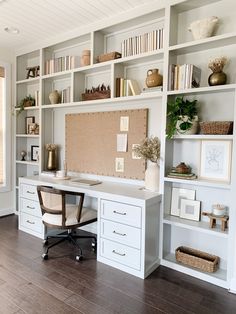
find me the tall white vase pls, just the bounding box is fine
[145,162,159,192]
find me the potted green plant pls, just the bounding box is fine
[15,94,35,115]
[167,96,198,139]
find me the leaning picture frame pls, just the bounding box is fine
[31,145,39,161]
[180,199,201,221]
[170,187,196,216]
[199,140,232,182]
[25,116,35,134]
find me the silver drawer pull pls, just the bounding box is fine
[113,230,126,236]
[112,249,126,257]
[113,210,126,216]
[26,220,35,225]
[26,191,35,195]
[27,206,35,210]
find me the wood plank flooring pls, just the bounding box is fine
[0,215,235,314]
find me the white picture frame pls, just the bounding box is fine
[180,199,201,221]
[170,187,196,216]
[200,140,232,182]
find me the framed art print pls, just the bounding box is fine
[31,145,39,161]
[171,187,196,216]
[180,199,201,221]
[200,140,232,182]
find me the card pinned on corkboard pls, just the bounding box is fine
[65,109,148,180]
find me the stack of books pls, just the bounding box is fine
[168,64,201,91]
[121,28,164,57]
[167,167,197,180]
[116,78,141,97]
[141,86,163,94]
[61,86,71,103]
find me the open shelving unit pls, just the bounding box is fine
[14,0,236,290]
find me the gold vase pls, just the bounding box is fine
[47,150,57,170]
[145,69,163,88]
[208,71,227,86]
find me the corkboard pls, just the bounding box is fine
[65,109,147,180]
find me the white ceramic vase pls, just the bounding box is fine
[145,162,159,192]
[176,115,198,135]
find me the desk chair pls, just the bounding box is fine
[37,186,97,261]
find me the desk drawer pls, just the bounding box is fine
[101,219,141,249]
[20,198,41,217]
[101,200,141,228]
[20,184,38,201]
[101,239,141,270]
[20,212,43,234]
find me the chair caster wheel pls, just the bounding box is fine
[75,255,83,261]
[43,239,48,246]
[42,253,48,260]
[92,241,97,252]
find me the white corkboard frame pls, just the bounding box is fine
[65,109,147,180]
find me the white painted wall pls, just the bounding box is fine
[0,48,14,216]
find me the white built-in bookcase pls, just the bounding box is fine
[14,0,236,291]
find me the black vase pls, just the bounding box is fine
[208,71,227,86]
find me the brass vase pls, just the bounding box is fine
[47,150,57,170]
[146,69,163,88]
[208,71,227,86]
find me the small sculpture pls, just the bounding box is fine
[188,16,218,40]
[20,150,27,161]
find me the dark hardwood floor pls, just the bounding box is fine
[0,215,235,314]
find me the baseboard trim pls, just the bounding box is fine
[0,208,15,217]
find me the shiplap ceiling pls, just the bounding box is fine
[0,0,158,51]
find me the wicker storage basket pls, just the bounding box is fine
[175,246,219,273]
[96,51,122,63]
[200,121,233,135]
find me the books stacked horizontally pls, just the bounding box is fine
[45,55,78,75]
[116,78,141,97]
[141,86,163,94]
[168,64,201,91]
[121,28,164,58]
[167,167,197,180]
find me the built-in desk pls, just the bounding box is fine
[18,176,161,278]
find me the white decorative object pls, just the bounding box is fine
[180,199,201,221]
[176,115,198,135]
[171,187,196,217]
[212,204,226,217]
[145,162,159,192]
[188,16,218,40]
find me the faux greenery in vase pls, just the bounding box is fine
[167,96,198,139]
[133,136,161,192]
[15,94,35,115]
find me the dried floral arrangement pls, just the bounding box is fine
[208,56,228,73]
[45,143,57,151]
[133,136,161,163]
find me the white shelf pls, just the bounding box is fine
[41,92,163,109]
[15,106,39,112]
[172,134,234,140]
[162,253,228,288]
[169,32,236,55]
[16,134,40,138]
[163,214,228,238]
[167,84,236,96]
[164,177,231,189]
[16,77,40,85]
[15,160,39,166]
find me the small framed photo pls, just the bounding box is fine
[180,199,201,221]
[200,140,232,182]
[171,187,196,216]
[31,145,39,161]
[25,116,35,134]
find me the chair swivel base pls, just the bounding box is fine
[41,232,97,261]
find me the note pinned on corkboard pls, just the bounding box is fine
[65,109,147,180]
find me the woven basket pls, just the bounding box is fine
[200,121,233,135]
[175,246,219,273]
[96,51,122,63]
